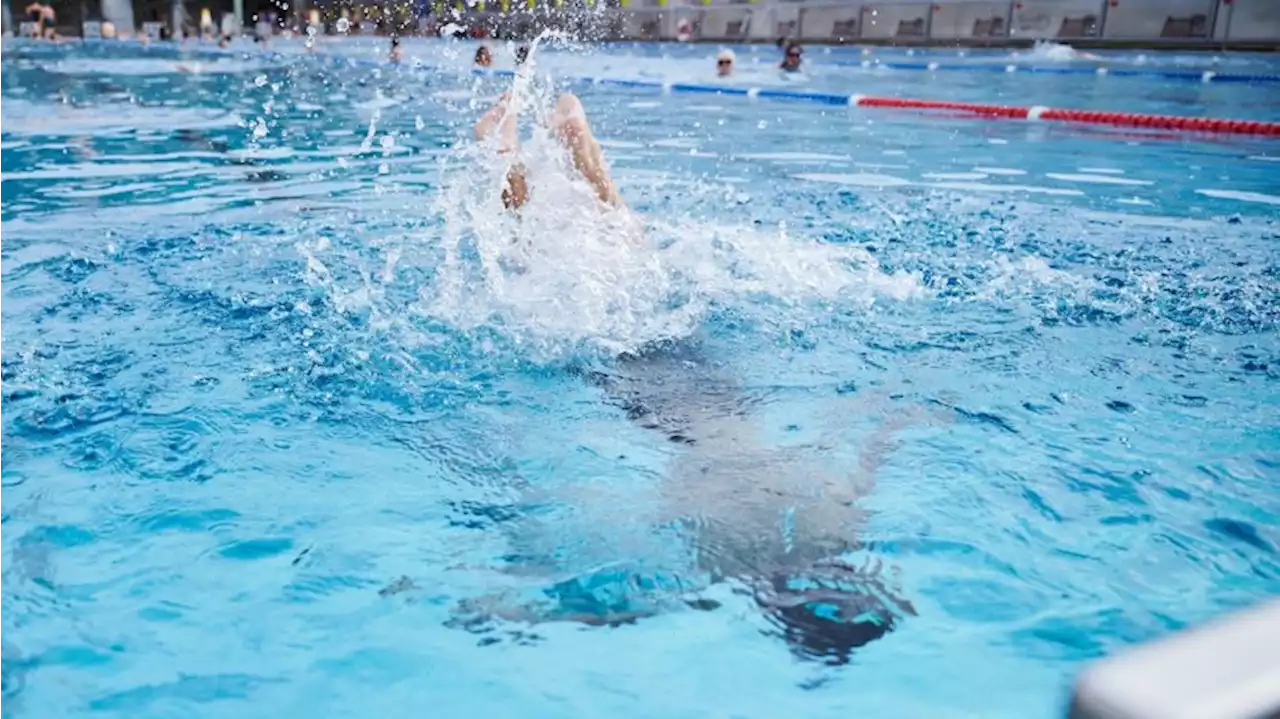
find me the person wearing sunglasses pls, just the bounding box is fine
[715,48,735,77]
[780,42,803,72]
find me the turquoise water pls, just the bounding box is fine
[3,36,1279,718]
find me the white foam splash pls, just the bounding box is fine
[1045,172,1152,186]
[977,255,1086,300]
[1194,189,1280,206]
[301,41,922,362]
[1015,41,1099,63]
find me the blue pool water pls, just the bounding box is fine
[3,36,1279,718]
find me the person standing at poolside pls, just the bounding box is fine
[23,2,41,35]
[23,2,53,38]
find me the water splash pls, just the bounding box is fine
[300,39,923,363]
[1014,41,1100,63]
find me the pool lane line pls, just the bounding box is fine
[857,97,1280,136]
[825,59,1280,85]
[462,68,1280,137]
[167,48,1277,138]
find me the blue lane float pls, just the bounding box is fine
[754,88,849,105]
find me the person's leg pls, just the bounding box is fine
[473,93,527,209]
[551,93,623,208]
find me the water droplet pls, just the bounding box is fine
[253,74,267,87]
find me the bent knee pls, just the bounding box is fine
[553,94,588,129]
[554,93,584,116]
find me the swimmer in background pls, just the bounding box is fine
[218,34,230,49]
[389,36,403,63]
[780,41,803,72]
[715,48,734,77]
[101,20,117,38]
[475,44,493,68]
[515,45,529,65]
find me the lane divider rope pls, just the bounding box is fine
[824,59,1280,84]
[467,67,1280,137]
[207,50,1280,138]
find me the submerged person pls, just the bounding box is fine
[715,48,734,77]
[446,337,930,662]
[451,91,932,663]
[475,44,492,67]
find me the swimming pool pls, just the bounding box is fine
[2,36,1278,718]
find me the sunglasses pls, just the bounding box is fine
[717,59,732,66]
